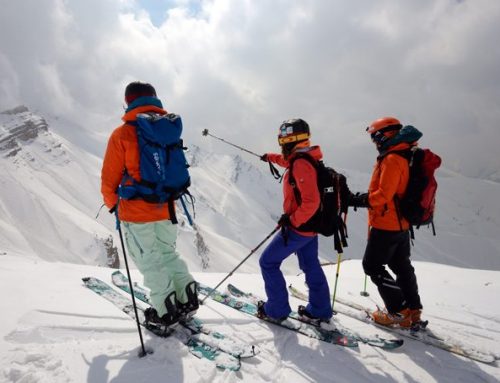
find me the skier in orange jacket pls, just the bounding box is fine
[349,117,423,328]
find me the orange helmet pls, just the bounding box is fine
[366,117,402,135]
[366,117,402,146]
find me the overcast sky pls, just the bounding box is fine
[1,0,499,179]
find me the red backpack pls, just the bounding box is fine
[394,147,442,236]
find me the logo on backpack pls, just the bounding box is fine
[392,147,442,234]
[118,113,192,224]
[289,154,350,252]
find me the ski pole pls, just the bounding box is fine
[200,226,280,304]
[113,206,152,358]
[202,128,282,180]
[331,250,343,312]
[360,275,370,297]
[202,129,261,158]
[360,224,370,297]
[179,195,193,226]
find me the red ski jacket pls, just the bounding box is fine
[265,145,322,236]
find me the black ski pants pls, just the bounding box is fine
[362,228,422,313]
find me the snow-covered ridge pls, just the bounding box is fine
[0,106,499,273]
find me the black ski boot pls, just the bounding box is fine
[257,301,287,322]
[144,291,179,329]
[177,281,199,321]
[298,305,333,328]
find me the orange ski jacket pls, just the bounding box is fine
[266,146,322,236]
[367,142,411,231]
[101,105,173,223]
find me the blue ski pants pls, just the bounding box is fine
[259,229,333,319]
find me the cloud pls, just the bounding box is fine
[0,0,499,179]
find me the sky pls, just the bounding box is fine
[1,0,500,179]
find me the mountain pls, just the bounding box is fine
[1,106,500,273]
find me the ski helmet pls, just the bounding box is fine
[366,117,402,146]
[125,81,157,105]
[278,118,310,146]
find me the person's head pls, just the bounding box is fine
[366,117,402,148]
[277,118,311,159]
[124,81,157,105]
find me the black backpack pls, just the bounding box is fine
[288,153,350,252]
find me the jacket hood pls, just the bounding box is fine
[380,125,422,151]
[292,145,323,161]
[122,105,167,123]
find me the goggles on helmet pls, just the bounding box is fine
[278,132,310,146]
[366,124,401,146]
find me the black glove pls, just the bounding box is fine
[109,204,118,214]
[348,192,369,209]
[260,154,268,162]
[278,214,291,227]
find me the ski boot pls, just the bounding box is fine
[256,301,287,322]
[408,309,429,331]
[144,291,179,334]
[372,307,412,328]
[177,281,200,321]
[298,305,336,330]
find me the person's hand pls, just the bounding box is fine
[348,192,369,209]
[278,214,291,227]
[260,154,268,162]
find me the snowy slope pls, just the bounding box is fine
[0,253,498,383]
[1,106,500,382]
[1,106,500,274]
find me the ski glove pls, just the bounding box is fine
[348,192,370,210]
[278,214,291,246]
[278,214,291,227]
[260,154,268,162]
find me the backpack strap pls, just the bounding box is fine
[288,152,317,205]
[289,153,348,253]
[379,149,414,236]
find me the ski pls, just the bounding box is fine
[197,282,361,348]
[288,284,496,364]
[82,277,241,371]
[226,283,403,350]
[111,270,257,359]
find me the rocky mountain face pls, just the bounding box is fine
[0,106,49,157]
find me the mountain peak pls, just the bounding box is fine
[1,105,30,115]
[0,106,49,157]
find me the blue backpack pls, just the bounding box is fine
[118,113,191,224]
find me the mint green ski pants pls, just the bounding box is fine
[122,220,194,317]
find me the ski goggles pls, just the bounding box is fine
[366,124,401,145]
[278,132,310,146]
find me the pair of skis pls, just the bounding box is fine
[86,272,495,368]
[198,282,403,350]
[82,272,256,371]
[287,284,498,364]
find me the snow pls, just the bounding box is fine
[0,253,499,383]
[1,107,500,382]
